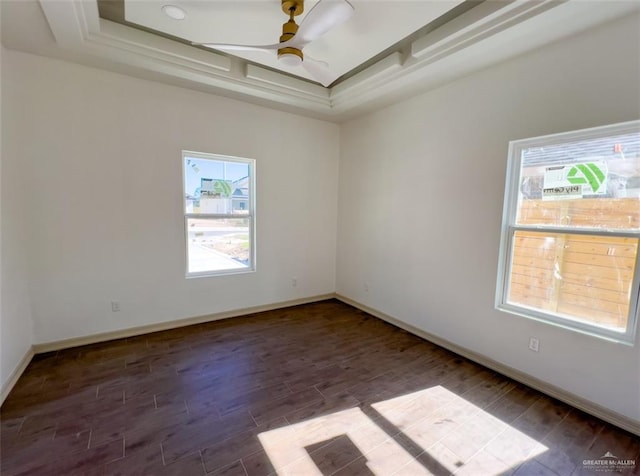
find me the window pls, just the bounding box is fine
[183,151,255,277]
[496,121,640,344]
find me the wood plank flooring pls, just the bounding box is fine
[1,300,638,475]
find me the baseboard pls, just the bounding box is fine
[33,294,335,354]
[335,294,640,437]
[1,346,35,406]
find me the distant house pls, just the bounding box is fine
[195,176,249,214]
[231,176,250,213]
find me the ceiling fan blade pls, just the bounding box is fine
[293,0,354,46]
[195,42,282,52]
[196,0,355,53]
[305,54,329,68]
[302,56,336,87]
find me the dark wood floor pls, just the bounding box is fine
[1,300,638,475]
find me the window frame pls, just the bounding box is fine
[182,150,256,278]
[496,121,640,345]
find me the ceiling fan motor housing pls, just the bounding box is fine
[281,0,304,16]
[278,15,303,64]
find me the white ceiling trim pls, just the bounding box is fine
[40,0,332,113]
[37,0,640,120]
[329,0,640,117]
[330,0,564,113]
[93,21,333,110]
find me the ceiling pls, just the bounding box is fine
[2,1,640,121]
[105,0,467,86]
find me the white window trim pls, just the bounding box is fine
[182,150,256,278]
[496,121,640,345]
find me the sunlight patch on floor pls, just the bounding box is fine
[258,385,548,475]
[258,406,415,474]
[373,386,548,474]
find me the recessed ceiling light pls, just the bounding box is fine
[162,5,186,20]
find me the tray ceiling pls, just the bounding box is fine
[102,0,467,86]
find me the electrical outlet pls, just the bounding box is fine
[111,301,121,312]
[364,282,370,292]
[529,337,539,352]
[291,277,298,287]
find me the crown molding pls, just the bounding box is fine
[39,0,331,114]
[329,0,562,114]
[409,1,562,61]
[37,0,640,120]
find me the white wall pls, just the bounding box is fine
[1,46,34,392]
[337,14,640,423]
[2,50,339,344]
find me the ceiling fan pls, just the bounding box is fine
[195,0,355,87]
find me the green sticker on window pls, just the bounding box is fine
[567,163,607,192]
[542,161,608,200]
